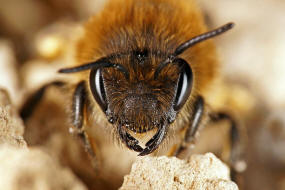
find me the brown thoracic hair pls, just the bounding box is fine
[76,0,218,92]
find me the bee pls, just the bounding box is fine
[21,0,244,177]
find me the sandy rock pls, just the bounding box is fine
[0,89,26,148]
[120,153,238,190]
[0,145,87,190]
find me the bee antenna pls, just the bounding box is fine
[59,59,130,80]
[154,22,234,79]
[174,22,235,56]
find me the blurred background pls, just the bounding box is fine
[0,0,284,189]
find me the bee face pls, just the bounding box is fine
[89,51,193,154]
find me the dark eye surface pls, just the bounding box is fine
[173,60,193,111]
[89,68,107,111]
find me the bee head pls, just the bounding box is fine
[59,23,234,155]
[88,50,193,155]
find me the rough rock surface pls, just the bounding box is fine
[120,153,238,190]
[0,89,26,148]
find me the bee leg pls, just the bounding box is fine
[72,81,97,169]
[20,81,65,121]
[209,112,246,180]
[175,96,204,156]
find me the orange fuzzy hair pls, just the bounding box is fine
[76,0,218,96]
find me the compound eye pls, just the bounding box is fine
[173,60,193,111]
[90,68,107,111]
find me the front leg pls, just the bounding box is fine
[175,96,204,156]
[71,81,97,168]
